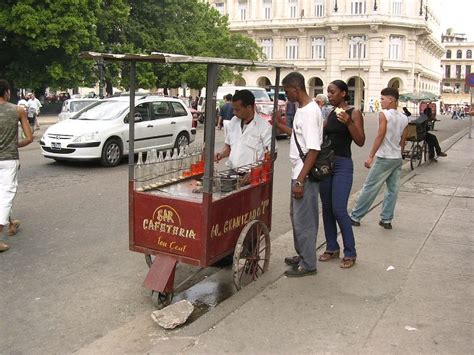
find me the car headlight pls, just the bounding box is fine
[256,104,274,116]
[73,132,99,143]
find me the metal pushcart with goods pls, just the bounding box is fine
[404,119,428,170]
[80,51,290,308]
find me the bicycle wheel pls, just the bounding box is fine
[410,143,422,170]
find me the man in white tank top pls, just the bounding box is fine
[350,87,409,229]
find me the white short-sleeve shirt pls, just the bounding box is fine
[225,113,273,169]
[376,109,408,159]
[289,100,323,179]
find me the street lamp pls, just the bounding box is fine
[351,37,366,111]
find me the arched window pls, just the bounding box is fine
[467,50,472,59]
[457,50,462,58]
[446,50,451,58]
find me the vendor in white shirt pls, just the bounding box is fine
[214,89,272,169]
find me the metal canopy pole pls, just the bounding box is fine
[128,61,136,252]
[128,61,136,180]
[470,87,473,139]
[202,63,219,194]
[270,68,281,160]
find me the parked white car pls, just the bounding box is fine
[41,96,196,167]
[58,98,99,121]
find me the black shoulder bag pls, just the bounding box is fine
[293,131,335,182]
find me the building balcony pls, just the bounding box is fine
[381,60,413,72]
[263,58,326,69]
[442,77,464,82]
[338,59,370,72]
[228,13,434,34]
[414,64,443,81]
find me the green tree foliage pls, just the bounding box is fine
[0,0,129,91]
[125,0,262,89]
[0,0,261,91]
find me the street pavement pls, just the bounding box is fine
[75,124,473,353]
[1,113,472,354]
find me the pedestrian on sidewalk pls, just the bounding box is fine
[319,80,365,269]
[276,72,323,277]
[285,99,297,129]
[218,94,234,136]
[314,93,332,121]
[0,79,33,252]
[350,87,408,230]
[27,92,42,131]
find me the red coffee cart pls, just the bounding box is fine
[80,52,289,308]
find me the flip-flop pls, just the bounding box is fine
[7,220,21,236]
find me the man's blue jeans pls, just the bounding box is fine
[319,157,356,258]
[351,157,403,223]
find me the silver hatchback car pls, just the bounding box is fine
[41,96,196,167]
[58,98,99,121]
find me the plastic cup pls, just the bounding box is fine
[191,163,199,175]
[198,160,205,174]
[262,161,271,182]
[250,165,262,186]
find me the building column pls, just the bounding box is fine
[326,27,343,87]
[365,29,384,112]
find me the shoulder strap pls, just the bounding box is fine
[292,130,306,161]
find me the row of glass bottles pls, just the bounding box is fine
[134,143,204,192]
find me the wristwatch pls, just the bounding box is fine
[295,180,304,187]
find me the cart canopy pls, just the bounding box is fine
[79,51,292,69]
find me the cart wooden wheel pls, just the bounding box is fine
[151,290,173,309]
[410,143,422,170]
[233,219,271,290]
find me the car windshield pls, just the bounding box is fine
[250,90,271,102]
[70,100,97,112]
[72,100,128,120]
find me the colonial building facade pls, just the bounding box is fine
[207,0,444,111]
[440,31,473,107]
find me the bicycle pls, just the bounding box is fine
[403,120,428,170]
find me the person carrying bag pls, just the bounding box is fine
[293,132,335,182]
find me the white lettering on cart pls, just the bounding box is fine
[142,220,196,239]
[211,199,270,238]
[155,236,188,253]
[142,205,196,240]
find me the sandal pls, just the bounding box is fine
[0,241,9,252]
[7,219,20,236]
[318,250,340,262]
[340,257,356,269]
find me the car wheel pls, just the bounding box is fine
[174,132,189,152]
[101,138,122,167]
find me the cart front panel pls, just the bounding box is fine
[132,192,203,262]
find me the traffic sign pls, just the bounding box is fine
[466,73,474,88]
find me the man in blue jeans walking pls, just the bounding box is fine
[350,87,409,229]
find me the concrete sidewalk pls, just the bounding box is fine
[146,134,473,354]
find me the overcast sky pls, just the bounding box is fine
[439,0,474,40]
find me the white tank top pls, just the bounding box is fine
[376,109,408,159]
